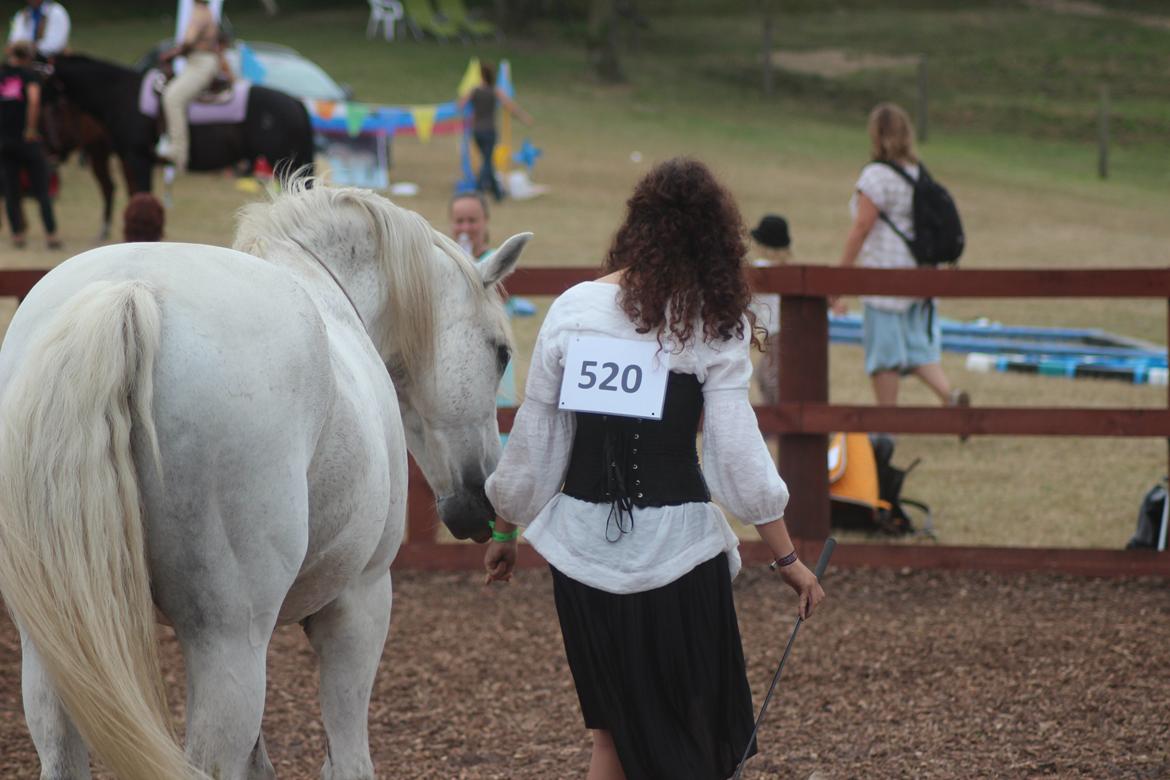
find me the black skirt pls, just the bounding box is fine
[551,553,757,780]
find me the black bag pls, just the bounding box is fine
[1126,479,1168,550]
[869,434,933,537]
[829,434,933,537]
[877,161,965,267]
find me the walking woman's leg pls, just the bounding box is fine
[588,730,627,780]
[22,143,58,241]
[911,362,953,404]
[475,129,502,200]
[871,370,900,405]
[0,151,27,242]
[473,131,492,194]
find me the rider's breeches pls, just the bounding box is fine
[162,52,219,172]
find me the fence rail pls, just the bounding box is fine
[3,266,1167,577]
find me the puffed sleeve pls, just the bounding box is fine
[700,333,789,525]
[855,163,892,213]
[484,314,576,526]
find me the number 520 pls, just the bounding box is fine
[578,361,643,393]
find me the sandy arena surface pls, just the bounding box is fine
[2,565,1169,779]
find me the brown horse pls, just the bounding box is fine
[41,96,134,240]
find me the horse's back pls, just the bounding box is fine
[2,243,326,395]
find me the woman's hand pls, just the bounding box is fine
[483,539,518,585]
[777,559,825,619]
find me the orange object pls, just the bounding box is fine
[828,432,890,524]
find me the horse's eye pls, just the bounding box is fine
[496,344,511,375]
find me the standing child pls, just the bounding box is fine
[483,158,825,780]
[748,213,792,407]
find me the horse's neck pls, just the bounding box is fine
[60,61,137,117]
[275,245,390,349]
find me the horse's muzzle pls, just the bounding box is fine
[437,485,494,543]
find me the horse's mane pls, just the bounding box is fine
[233,174,505,382]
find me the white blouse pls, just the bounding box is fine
[852,161,920,313]
[484,281,790,595]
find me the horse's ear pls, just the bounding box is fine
[479,232,531,288]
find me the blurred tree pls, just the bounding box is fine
[587,0,624,82]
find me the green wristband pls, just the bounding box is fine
[487,519,519,543]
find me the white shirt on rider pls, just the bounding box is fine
[8,1,70,58]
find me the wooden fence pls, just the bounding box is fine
[4,266,1168,577]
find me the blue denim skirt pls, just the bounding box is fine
[863,299,941,375]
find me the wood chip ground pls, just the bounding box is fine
[2,567,1168,778]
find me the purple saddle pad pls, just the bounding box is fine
[139,69,251,125]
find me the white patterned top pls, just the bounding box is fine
[484,281,790,595]
[852,162,920,313]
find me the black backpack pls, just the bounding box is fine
[876,161,965,267]
[829,433,934,537]
[869,434,933,537]
[1126,479,1167,550]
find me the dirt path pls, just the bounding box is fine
[2,566,1168,778]
[1024,0,1170,30]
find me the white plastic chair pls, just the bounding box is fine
[367,0,405,41]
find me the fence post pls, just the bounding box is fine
[407,457,438,543]
[1098,84,1110,180]
[916,55,929,143]
[777,293,830,540]
[762,11,774,96]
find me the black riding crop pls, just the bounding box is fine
[732,537,837,780]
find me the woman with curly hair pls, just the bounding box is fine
[484,158,825,780]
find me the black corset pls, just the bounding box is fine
[562,372,710,540]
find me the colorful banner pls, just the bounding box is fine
[344,102,371,138]
[410,106,438,143]
[302,59,514,142]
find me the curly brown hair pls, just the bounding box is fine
[603,157,760,350]
[123,192,165,242]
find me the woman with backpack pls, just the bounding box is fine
[833,102,969,414]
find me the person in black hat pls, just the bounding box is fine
[749,214,792,406]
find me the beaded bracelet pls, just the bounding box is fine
[768,550,799,570]
[487,519,519,543]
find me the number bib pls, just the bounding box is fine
[558,335,669,420]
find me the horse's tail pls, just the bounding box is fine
[0,281,205,780]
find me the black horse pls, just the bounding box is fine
[47,53,314,193]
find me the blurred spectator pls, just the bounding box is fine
[7,0,70,59]
[457,61,532,202]
[748,213,791,406]
[834,102,968,415]
[0,40,59,249]
[449,190,490,259]
[123,192,164,242]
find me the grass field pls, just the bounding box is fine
[4,2,1168,550]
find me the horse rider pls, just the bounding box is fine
[7,0,69,60]
[156,0,219,174]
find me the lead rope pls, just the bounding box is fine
[287,234,369,332]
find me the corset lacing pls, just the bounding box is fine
[603,429,635,542]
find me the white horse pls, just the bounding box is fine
[0,178,529,779]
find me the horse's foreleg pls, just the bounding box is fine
[19,631,92,780]
[302,571,393,780]
[87,144,116,241]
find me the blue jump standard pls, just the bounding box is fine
[828,314,1167,385]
